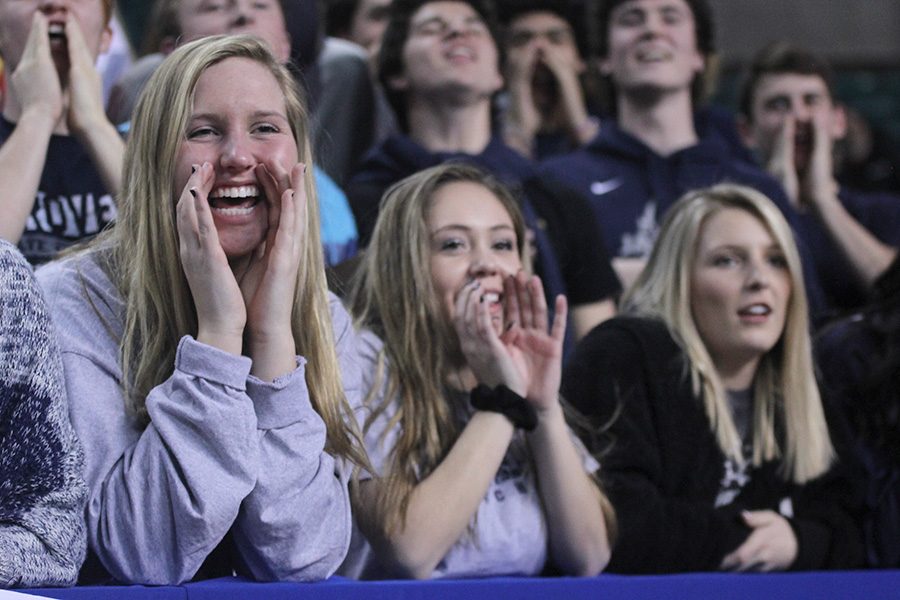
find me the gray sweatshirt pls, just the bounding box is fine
[36,250,363,585]
[0,240,87,587]
[339,329,597,579]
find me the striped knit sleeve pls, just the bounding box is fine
[0,240,87,587]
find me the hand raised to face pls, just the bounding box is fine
[454,270,567,414]
[64,13,108,139]
[237,161,308,348]
[176,161,248,356]
[8,13,63,126]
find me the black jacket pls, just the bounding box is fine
[563,316,865,573]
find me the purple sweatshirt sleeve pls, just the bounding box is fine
[58,333,259,584]
[231,295,357,581]
[37,257,355,584]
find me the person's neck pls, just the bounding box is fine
[715,355,760,392]
[617,89,697,157]
[406,97,492,155]
[3,94,71,136]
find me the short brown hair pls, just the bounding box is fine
[592,0,716,114]
[738,41,837,122]
[377,0,500,132]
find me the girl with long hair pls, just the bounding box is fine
[36,35,367,584]
[563,183,863,573]
[341,163,614,579]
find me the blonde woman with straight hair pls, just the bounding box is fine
[563,183,864,573]
[36,35,367,585]
[340,163,614,580]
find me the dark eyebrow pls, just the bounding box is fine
[615,6,645,18]
[431,224,515,235]
[412,15,445,29]
[249,110,289,121]
[706,242,784,253]
[660,5,686,16]
[187,110,289,122]
[413,13,485,29]
[762,94,789,106]
[432,224,467,234]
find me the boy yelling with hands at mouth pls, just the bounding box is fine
[0,0,121,265]
[738,42,900,312]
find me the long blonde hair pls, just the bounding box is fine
[623,184,834,483]
[348,163,528,533]
[103,35,365,466]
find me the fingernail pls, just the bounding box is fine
[189,188,197,198]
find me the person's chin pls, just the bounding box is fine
[217,229,267,262]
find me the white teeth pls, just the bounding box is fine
[483,292,500,303]
[212,205,255,216]
[210,185,258,199]
[48,23,65,35]
[637,48,670,62]
[744,305,770,315]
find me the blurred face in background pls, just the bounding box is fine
[176,0,291,62]
[505,10,584,112]
[347,0,391,57]
[600,0,703,96]
[392,1,502,102]
[744,73,846,173]
[0,0,111,77]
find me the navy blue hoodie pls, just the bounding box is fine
[346,133,621,311]
[540,122,826,316]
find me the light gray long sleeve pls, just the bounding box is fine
[37,252,356,584]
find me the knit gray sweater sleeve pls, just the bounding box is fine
[0,241,87,588]
[36,253,356,585]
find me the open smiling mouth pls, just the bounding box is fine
[208,185,262,216]
[48,22,67,46]
[737,304,772,320]
[482,291,504,318]
[635,48,673,63]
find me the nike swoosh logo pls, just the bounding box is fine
[590,178,623,196]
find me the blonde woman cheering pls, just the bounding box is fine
[341,163,613,579]
[37,36,367,584]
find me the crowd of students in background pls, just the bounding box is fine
[0,0,898,588]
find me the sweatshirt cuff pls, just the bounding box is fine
[246,356,315,429]
[788,518,829,571]
[175,336,251,389]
